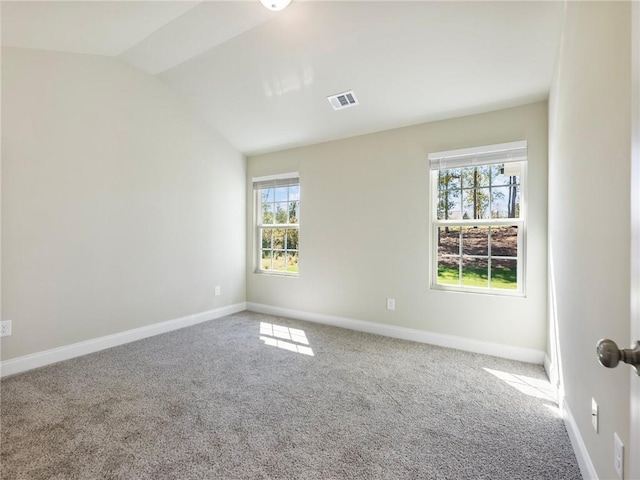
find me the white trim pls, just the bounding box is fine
[246,302,544,364]
[543,353,552,376]
[630,2,640,479]
[0,303,247,378]
[251,172,299,183]
[543,353,554,383]
[562,398,599,480]
[428,140,527,169]
[543,353,561,403]
[429,140,527,161]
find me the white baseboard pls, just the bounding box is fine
[0,302,246,378]
[246,302,545,364]
[563,398,598,480]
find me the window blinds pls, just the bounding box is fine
[428,141,527,170]
[252,172,299,190]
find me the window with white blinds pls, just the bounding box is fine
[253,173,300,275]
[428,141,527,295]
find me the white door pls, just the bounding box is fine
[630,2,639,478]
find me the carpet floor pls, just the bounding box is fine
[1,311,581,479]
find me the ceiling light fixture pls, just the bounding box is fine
[260,0,291,11]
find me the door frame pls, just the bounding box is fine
[630,1,639,478]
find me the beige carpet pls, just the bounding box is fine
[1,311,581,479]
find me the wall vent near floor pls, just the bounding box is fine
[327,90,359,110]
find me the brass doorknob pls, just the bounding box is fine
[596,339,640,375]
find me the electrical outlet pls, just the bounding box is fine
[214,286,221,296]
[386,298,395,310]
[0,320,12,337]
[614,432,624,478]
[591,398,599,433]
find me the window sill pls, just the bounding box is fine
[431,284,525,298]
[254,270,299,278]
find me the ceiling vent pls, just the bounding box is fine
[327,90,359,111]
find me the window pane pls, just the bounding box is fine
[438,195,462,220]
[273,251,286,271]
[272,228,285,249]
[490,186,507,218]
[462,166,490,189]
[462,188,490,219]
[491,164,505,185]
[261,188,275,203]
[288,185,300,201]
[461,167,473,189]
[462,226,489,257]
[437,226,460,256]
[462,257,489,288]
[512,188,521,219]
[262,202,275,224]
[491,258,518,290]
[439,168,461,188]
[438,257,460,285]
[437,255,460,285]
[437,226,460,285]
[491,166,512,186]
[438,169,461,220]
[261,250,272,270]
[491,226,518,257]
[287,252,299,273]
[274,187,288,202]
[261,229,272,249]
[288,201,299,223]
[491,185,520,219]
[285,229,299,250]
[275,202,288,224]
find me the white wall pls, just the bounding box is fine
[247,102,548,353]
[548,2,631,478]
[1,47,246,361]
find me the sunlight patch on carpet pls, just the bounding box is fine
[260,322,314,356]
[483,368,556,402]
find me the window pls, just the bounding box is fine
[253,173,300,275]
[429,141,526,295]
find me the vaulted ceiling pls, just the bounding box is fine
[1,1,565,155]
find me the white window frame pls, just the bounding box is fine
[428,141,527,296]
[253,172,300,276]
